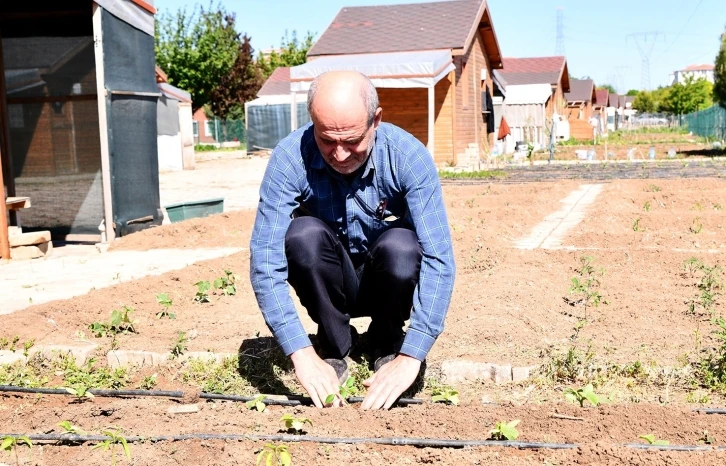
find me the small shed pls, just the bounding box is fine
[565,79,597,140]
[593,89,609,135]
[499,83,552,151]
[156,67,195,172]
[0,0,162,258]
[497,56,570,119]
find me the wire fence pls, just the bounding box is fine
[193,118,246,145]
[682,105,726,140]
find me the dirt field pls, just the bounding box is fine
[1,177,726,465]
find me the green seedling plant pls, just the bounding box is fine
[1,435,32,466]
[22,339,34,357]
[567,256,608,320]
[643,201,651,212]
[64,383,95,402]
[686,261,722,316]
[632,218,642,232]
[280,414,312,434]
[699,430,715,445]
[690,217,703,234]
[89,306,137,338]
[58,421,86,435]
[170,331,187,359]
[246,395,267,412]
[564,383,600,407]
[155,293,176,319]
[92,427,131,466]
[325,376,355,405]
[431,386,460,406]
[213,270,239,296]
[193,281,211,303]
[488,420,520,441]
[257,443,291,466]
[138,374,157,390]
[683,257,703,278]
[639,434,669,446]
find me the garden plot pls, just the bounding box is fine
[1,179,725,465]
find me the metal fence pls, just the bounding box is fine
[682,105,726,140]
[193,118,246,145]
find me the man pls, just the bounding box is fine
[250,71,455,410]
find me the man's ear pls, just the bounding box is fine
[372,107,383,129]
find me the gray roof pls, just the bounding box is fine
[565,79,594,102]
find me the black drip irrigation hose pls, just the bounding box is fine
[4,433,726,452]
[694,408,726,415]
[0,385,423,407]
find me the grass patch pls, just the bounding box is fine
[180,356,252,395]
[439,170,507,180]
[194,144,244,152]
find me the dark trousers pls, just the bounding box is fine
[285,217,422,359]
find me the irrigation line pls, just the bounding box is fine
[694,408,726,415]
[4,433,726,452]
[0,385,423,407]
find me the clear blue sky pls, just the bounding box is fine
[153,0,724,92]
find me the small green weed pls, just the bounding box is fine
[62,357,128,390]
[686,261,722,316]
[137,374,157,390]
[564,383,600,407]
[690,217,703,234]
[567,256,608,320]
[488,420,520,441]
[257,443,291,466]
[643,201,651,212]
[155,293,176,319]
[280,414,312,433]
[170,331,188,359]
[639,433,669,446]
[699,430,715,445]
[644,184,661,192]
[193,281,211,303]
[92,427,130,466]
[632,218,642,232]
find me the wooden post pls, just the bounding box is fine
[93,3,115,242]
[0,28,17,228]
[427,85,435,159]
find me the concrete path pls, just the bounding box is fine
[0,245,244,315]
[515,184,604,250]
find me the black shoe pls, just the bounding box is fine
[323,357,349,385]
[317,326,359,360]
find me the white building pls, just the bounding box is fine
[669,64,715,85]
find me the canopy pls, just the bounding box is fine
[96,0,155,37]
[290,49,455,91]
[503,84,552,105]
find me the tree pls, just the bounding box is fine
[715,29,726,108]
[209,34,264,121]
[662,75,714,115]
[633,90,655,113]
[626,89,640,96]
[597,84,617,94]
[257,30,315,78]
[155,3,240,111]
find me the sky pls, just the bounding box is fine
[153,0,725,93]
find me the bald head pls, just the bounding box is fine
[307,71,379,126]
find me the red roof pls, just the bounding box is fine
[682,63,714,71]
[498,56,569,91]
[258,67,291,97]
[594,89,609,107]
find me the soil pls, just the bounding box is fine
[2,177,726,465]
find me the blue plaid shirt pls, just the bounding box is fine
[250,122,455,361]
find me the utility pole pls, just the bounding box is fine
[614,66,630,94]
[626,32,665,90]
[555,7,565,56]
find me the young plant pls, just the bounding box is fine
[137,374,157,390]
[213,270,239,296]
[280,414,312,434]
[92,427,131,466]
[193,281,211,303]
[170,331,188,359]
[246,395,267,412]
[1,435,32,466]
[690,217,703,234]
[257,443,291,466]
[488,420,520,441]
[22,339,35,358]
[64,384,95,402]
[567,256,608,320]
[699,430,715,445]
[431,386,460,406]
[58,421,86,435]
[639,434,669,446]
[155,293,176,319]
[643,201,651,212]
[88,306,137,338]
[325,376,356,405]
[632,218,642,232]
[687,262,722,316]
[564,383,600,407]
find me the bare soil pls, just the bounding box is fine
[2,178,726,465]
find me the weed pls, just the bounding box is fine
[246,395,267,412]
[632,218,642,232]
[540,344,596,384]
[325,376,355,405]
[1,435,32,465]
[194,281,211,303]
[62,357,128,390]
[348,359,373,395]
[180,356,251,395]
[692,202,704,211]
[639,434,669,446]
[643,201,651,212]
[686,262,722,316]
[138,374,157,390]
[431,386,460,405]
[713,203,722,211]
[567,256,608,320]
[683,257,703,278]
[644,184,661,192]
[257,443,291,466]
[155,293,176,319]
[92,427,131,466]
[697,318,726,391]
[464,198,476,208]
[170,332,187,359]
[280,414,312,434]
[488,420,520,441]
[699,430,715,445]
[0,337,8,350]
[690,217,703,234]
[58,421,85,435]
[89,306,137,338]
[0,353,49,388]
[564,383,600,407]
[685,391,710,404]
[214,270,239,296]
[22,339,34,358]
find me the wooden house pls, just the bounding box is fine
[593,88,609,135]
[290,0,504,167]
[497,56,570,119]
[565,79,597,139]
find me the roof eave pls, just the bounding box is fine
[461,2,503,68]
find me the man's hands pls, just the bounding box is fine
[290,346,343,408]
[361,354,421,410]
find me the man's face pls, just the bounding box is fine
[313,112,380,174]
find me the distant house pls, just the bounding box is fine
[593,89,609,134]
[669,64,715,85]
[606,93,621,132]
[289,0,504,167]
[497,56,570,118]
[565,79,596,140]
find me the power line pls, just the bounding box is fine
[555,7,565,56]
[656,0,705,61]
[627,32,666,90]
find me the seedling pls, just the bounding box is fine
[92,427,131,466]
[280,414,312,433]
[58,421,86,435]
[170,331,187,359]
[213,270,239,296]
[246,395,267,412]
[88,306,137,338]
[193,281,211,303]
[138,374,157,390]
[644,184,661,192]
[431,386,460,405]
[567,256,607,320]
[690,217,703,234]
[643,201,651,212]
[564,383,600,407]
[325,376,355,405]
[639,434,669,446]
[155,293,176,319]
[699,430,715,445]
[257,443,291,466]
[1,435,32,466]
[686,262,722,316]
[683,257,703,278]
[632,218,642,232]
[488,420,520,441]
[64,383,95,402]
